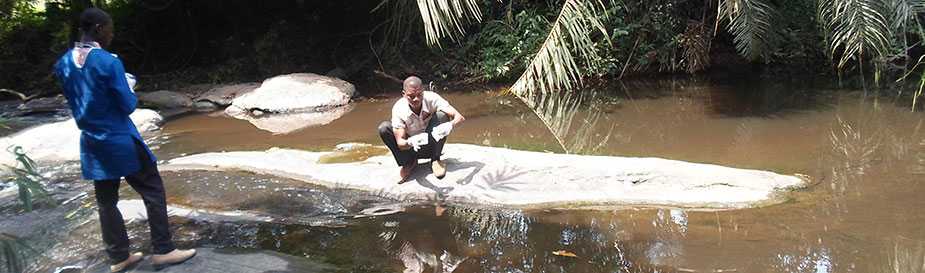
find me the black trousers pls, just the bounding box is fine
[94,142,175,264]
[378,111,449,166]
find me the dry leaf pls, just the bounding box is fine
[552,250,578,258]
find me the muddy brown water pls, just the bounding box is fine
[19,78,925,273]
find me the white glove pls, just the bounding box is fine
[408,133,429,151]
[431,122,453,142]
[125,73,137,93]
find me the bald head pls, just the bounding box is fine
[403,76,423,92]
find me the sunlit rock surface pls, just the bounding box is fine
[84,248,336,273]
[224,73,355,134]
[0,109,162,167]
[165,144,805,209]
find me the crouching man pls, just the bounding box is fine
[378,76,465,183]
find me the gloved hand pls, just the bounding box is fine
[431,122,453,142]
[408,133,429,151]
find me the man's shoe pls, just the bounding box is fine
[399,161,417,183]
[433,160,447,179]
[151,249,196,270]
[110,252,143,272]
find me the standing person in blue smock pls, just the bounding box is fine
[53,8,195,272]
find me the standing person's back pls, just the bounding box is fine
[53,8,196,273]
[55,43,148,180]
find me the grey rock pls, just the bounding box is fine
[85,248,336,273]
[137,90,193,109]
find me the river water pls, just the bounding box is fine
[14,77,925,273]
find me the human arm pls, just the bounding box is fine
[108,58,137,114]
[441,106,465,126]
[394,127,411,150]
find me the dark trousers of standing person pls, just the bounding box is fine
[94,142,176,264]
[378,111,449,166]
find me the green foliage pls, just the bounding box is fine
[5,146,54,212]
[471,8,551,80]
[719,0,776,60]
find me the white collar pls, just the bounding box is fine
[75,41,101,49]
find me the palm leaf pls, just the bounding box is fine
[510,0,611,96]
[818,0,893,70]
[717,0,777,60]
[505,0,612,154]
[415,0,483,47]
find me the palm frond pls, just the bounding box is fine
[818,0,893,70]
[717,0,776,60]
[415,0,483,47]
[510,0,611,96]
[886,0,925,32]
[505,0,612,154]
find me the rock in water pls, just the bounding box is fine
[224,73,355,134]
[0,109,163,168]
[165,144,806,210]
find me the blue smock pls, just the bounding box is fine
[53,48,156,181]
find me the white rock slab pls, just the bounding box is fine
[0,109,163,167]
[165,144,805,209]
[224,73,355,134]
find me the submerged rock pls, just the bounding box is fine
[0,109,163,168]
[224,73,355,134]
[165,144,805,209]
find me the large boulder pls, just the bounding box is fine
[193,83,260,110]
[137,90,193,109]
[224,73,355,134]
[0,109,163,168]
[165,144,806,210]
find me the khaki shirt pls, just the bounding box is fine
[391,91,455,136]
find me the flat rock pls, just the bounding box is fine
[195,83,260,107]
[137,90,193,109]
[224,73,355,134]
[82,248,336,273]
[0,109,162,168]
[165,144,805,209]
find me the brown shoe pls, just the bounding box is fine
[399,161,417,184]
[151,249,196,270]
[110,252,143,272]
[432,160,447,179]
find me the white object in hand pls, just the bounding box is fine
[125,73,137,93]
[408,133,429,151]
[431,122,453,142]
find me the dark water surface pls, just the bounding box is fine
[20,78,925,273]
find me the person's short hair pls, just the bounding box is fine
[403,76,423,92]
[79,8,112,38]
